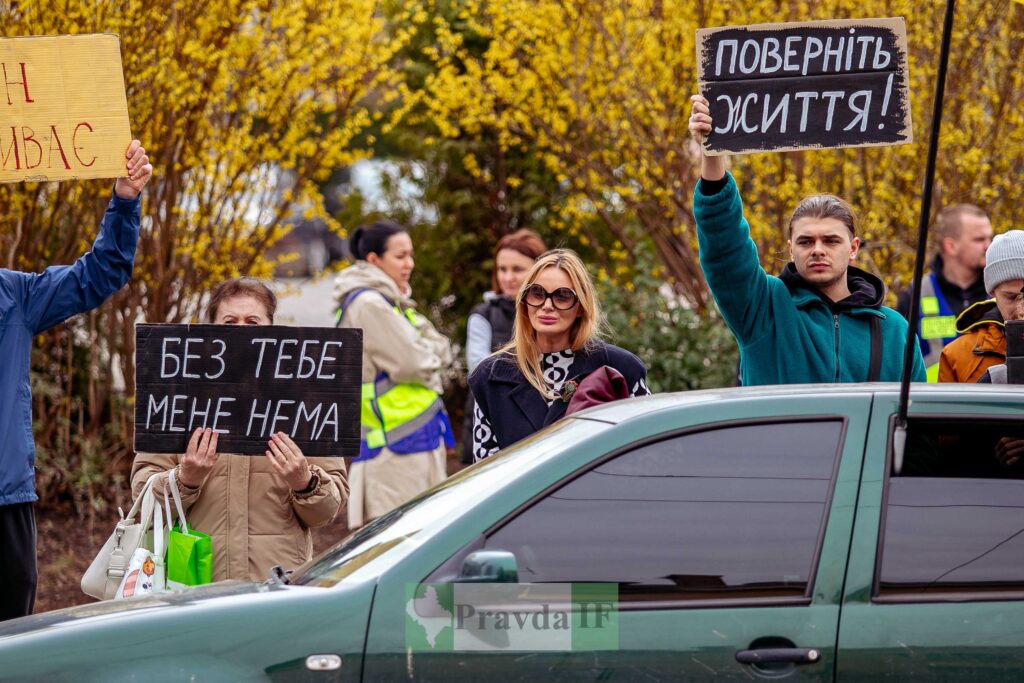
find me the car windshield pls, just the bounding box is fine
[289,418,608,587]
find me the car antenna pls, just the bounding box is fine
[894,0,959,475]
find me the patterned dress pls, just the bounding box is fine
[472,349,651,462]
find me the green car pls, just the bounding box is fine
[2,384,1024,681]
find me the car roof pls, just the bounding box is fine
[573,382,1024,424]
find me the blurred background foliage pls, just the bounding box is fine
[1,0,1019,516]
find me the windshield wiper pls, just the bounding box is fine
[268,564,291,585]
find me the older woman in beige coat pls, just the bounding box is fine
[131,278,348,582]
[334,220,453,528]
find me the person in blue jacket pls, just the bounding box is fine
[0,140,152,621]
[688,95,925,386]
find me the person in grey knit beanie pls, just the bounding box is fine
[938,230,1024,383]
[984,230,1024,294]
[978,231,1024,387]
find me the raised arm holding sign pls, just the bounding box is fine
[688,89,925,387]
[0,32,152,620]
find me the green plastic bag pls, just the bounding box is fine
[163,469,213,588]
[167,524,213,586]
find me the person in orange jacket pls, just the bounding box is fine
[939,231,1024,383]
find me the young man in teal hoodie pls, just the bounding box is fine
[688,94,925,386]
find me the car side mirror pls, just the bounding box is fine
[455,550,518,583]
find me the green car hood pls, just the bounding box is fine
[0,579,374,683]
[0,580,265,638]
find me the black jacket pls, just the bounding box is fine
[470,296,516,349]
[460,295,517,463]
[468,339,647,451]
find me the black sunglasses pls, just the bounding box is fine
[522,283,579,310]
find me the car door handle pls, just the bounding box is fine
[735,647,821,665]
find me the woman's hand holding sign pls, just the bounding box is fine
[179,427,220,488]
[689,94,727,182]
[266,432,316,492]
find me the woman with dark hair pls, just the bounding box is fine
[459,229,547,463]
[131,278,349,581]
[469,249,650,461]
[333,221,454,528]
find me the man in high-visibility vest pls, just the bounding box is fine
[939,231,1024,383]
[897,204,993,381]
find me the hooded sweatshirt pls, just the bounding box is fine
[938,299,1004,383]
[333,261,452,392]
[694,172,926,386]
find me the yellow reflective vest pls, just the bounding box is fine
[918,273,958,382]
[336,288,449,458]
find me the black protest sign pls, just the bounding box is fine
[134,324,362,456]
[697,17,913,155]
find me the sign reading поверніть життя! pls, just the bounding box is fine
[135,325,363,457]
[0,34,132,182]
[697,18,913,155]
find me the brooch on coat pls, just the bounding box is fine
[559,378,579,403]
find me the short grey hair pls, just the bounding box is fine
[935,204,988,243]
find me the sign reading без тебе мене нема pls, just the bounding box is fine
[134,325,362,457]
[697,17,913,155]
[0,33,132,182]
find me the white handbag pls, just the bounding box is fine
[81,473,165,600]
[113,492,167,599]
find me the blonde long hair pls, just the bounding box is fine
[497,249,603,398]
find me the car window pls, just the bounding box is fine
[878,418,1024,598]
[482,420,844,603]
[289,418,611,587]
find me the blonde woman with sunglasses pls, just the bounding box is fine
[468,249,650,461]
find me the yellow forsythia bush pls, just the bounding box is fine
[418,0,1024,307]
[0,0,421,513]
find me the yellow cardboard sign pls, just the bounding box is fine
[0,34,131,183]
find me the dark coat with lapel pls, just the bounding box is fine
[468,339,647,450]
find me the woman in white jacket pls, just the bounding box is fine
[334,221,454,528]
